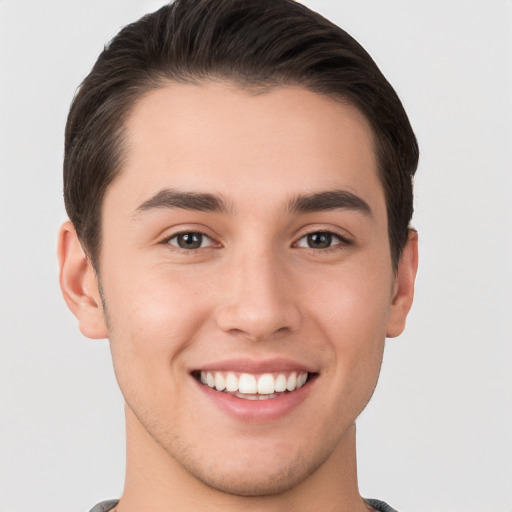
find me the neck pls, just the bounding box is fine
[118,405,369,512]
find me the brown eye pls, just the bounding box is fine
[168,232,211,250]
[295,231,347,250]
[306,232,332,249]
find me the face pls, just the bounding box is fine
[86,83,413,495]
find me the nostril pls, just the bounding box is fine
[214,278,301,341]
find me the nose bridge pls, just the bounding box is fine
[215,244,300,340]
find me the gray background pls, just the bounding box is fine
[1,1,511,511]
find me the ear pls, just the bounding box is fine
[386,229,419,338]
[57,221,108,339]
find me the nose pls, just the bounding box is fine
[215,250,301,342]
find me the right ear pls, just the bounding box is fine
[57,221,108,339]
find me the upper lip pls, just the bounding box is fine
[192,358,317,374]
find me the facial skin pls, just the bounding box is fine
[59,83,417,512]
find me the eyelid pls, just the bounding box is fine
[296,233,340,247]
[168,232,213,248]
[159,227,222,249]
[293,228,352,250]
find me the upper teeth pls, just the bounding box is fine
[200,371,308,394]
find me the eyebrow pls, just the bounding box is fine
[288,190,372,217]
[135,189,230,214]
[134,188,372,218]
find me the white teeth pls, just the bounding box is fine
[274,373,287,392]
[199,370,309,395]
[286,372,297,391]
[297,372,307,388]
[225,372,238,392]
[238,373,257,394]
[257,373,275,394]
[214,373,226,391]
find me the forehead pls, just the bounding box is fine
[109,81,385,218]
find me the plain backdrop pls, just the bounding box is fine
[1,1,511,511]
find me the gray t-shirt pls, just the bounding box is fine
[89,498,399,512]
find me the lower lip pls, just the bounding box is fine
[194,376,315,423]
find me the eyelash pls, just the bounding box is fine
[294,231,351,251]
[161,229,351,253]
[163,231,218,251]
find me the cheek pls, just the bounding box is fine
[306,259,392,381]
[101,263,214,391]
[105,261,211,335]
[309,258,392,334]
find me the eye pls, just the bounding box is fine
[295,231,347,250]
[167,231,214,250]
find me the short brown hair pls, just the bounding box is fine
[64,0,418,270]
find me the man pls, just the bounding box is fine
[58,0,418,511]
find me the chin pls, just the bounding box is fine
[160,433,335,499]
[190,455,319,497]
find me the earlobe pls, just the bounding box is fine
[386,229,419,338]
[57,221,108,339]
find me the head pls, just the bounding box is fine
[59,0,419,504]
[64,0,417,273]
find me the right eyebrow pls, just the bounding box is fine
[134,188,231,216]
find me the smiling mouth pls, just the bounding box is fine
[192,370,313,400]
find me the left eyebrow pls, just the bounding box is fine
[288,190,373,217]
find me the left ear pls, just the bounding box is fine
[386,229,419,338]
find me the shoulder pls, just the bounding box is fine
[364,498,400,512]
[88,499,119,512]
